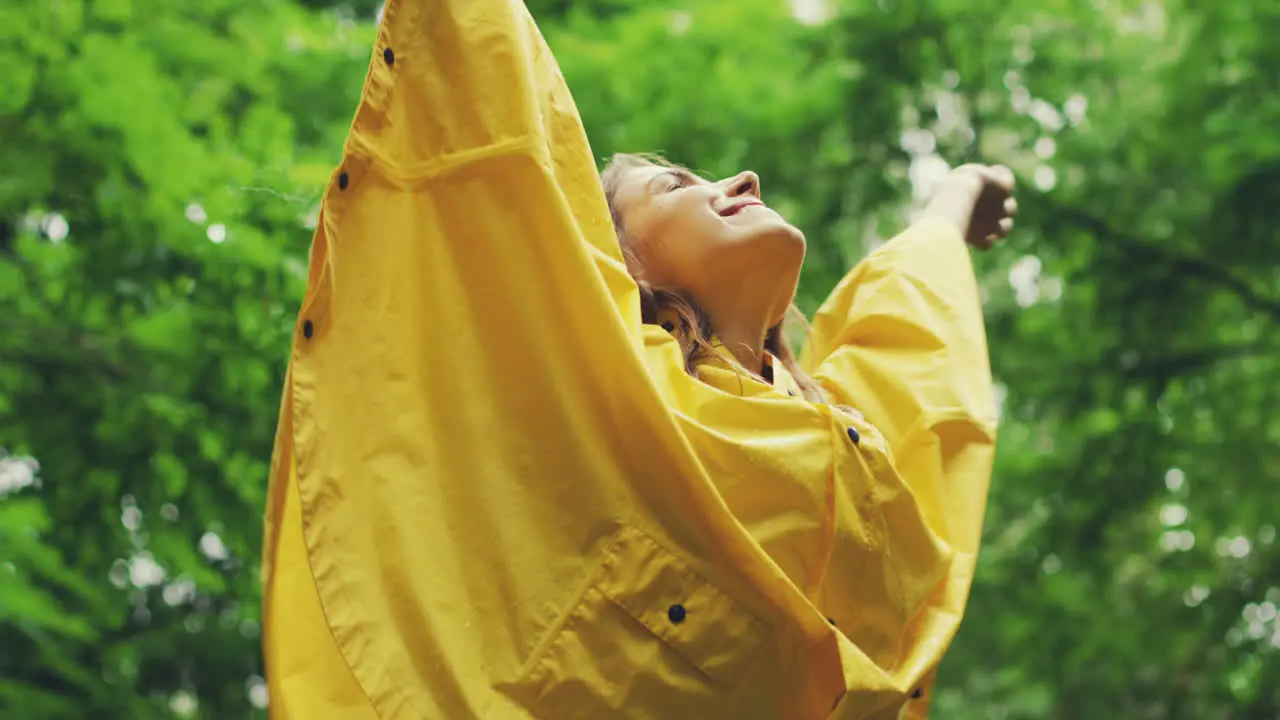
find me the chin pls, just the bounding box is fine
[781,223,807,250]
[759,219,806,259]
[720,216,806,274]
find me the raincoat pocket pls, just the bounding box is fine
[504,525,770,719]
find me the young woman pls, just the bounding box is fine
[261,2,1014,719]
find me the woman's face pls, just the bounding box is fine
[610,163,806,318]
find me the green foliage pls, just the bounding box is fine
[2,0,1277,717]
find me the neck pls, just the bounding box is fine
[682,248,803,377]
[701,293,777,376]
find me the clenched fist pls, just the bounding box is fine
[924,164,1018,250]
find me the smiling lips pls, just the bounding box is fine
[719,200,766,217]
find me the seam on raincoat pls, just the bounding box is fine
[510,523,770,704]
[538,587,619,706]
[351,133,543,186]
[594,590,721,686]
[297,220,331,331]
[606,525,771,683]
[261,366,293,592]
[500,526,696,716]
[268,0,406,704]
[340,1,397,154]
[298,477,424,718]
[899,408,998,447]
[481,538,624,720]
[289,239,418,718]
[510,524,627,678]
[289,406,388,719]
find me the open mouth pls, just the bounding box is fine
[719,201,765,217]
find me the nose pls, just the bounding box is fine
[723,170,761,199]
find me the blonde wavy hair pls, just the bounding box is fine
[600,153,827,404]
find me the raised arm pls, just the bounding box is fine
[806,165,1012,553]
[267,3,865,719]
[331,0,639,313]
[802,166,1014,714]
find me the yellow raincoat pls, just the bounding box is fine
[262,1,996,718]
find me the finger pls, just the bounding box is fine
[1004,196,1018,218]
[998,217,1015,236]
[984,165,1016,192]
[948,165,986,193]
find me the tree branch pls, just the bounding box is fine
[1051,204,1280,321]
[997,341,1277,388]
[1122,341,1279,380]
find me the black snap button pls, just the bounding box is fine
[911,687,924,699]
[338,171,349,190]
[383,47,394,65]
[667,604,687,624]
[302,320,314,339]
[847,426,860,444]
[826,616,837,626]
[788,389,796,397]
[661,321,675,332]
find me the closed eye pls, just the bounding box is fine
[649,169,699,194]
[655,167,696,190]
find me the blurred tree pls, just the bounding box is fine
[1,0,1276,717]
[0,0,369,716]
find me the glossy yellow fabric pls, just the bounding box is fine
[261,2,997,718]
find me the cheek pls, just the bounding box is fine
[664,227,726,289]
[631,200,720,282]
[663,197,726,254]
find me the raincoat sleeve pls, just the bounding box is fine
[806,217,997,557]
[264,2,871,719]
[803,218,998,713]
